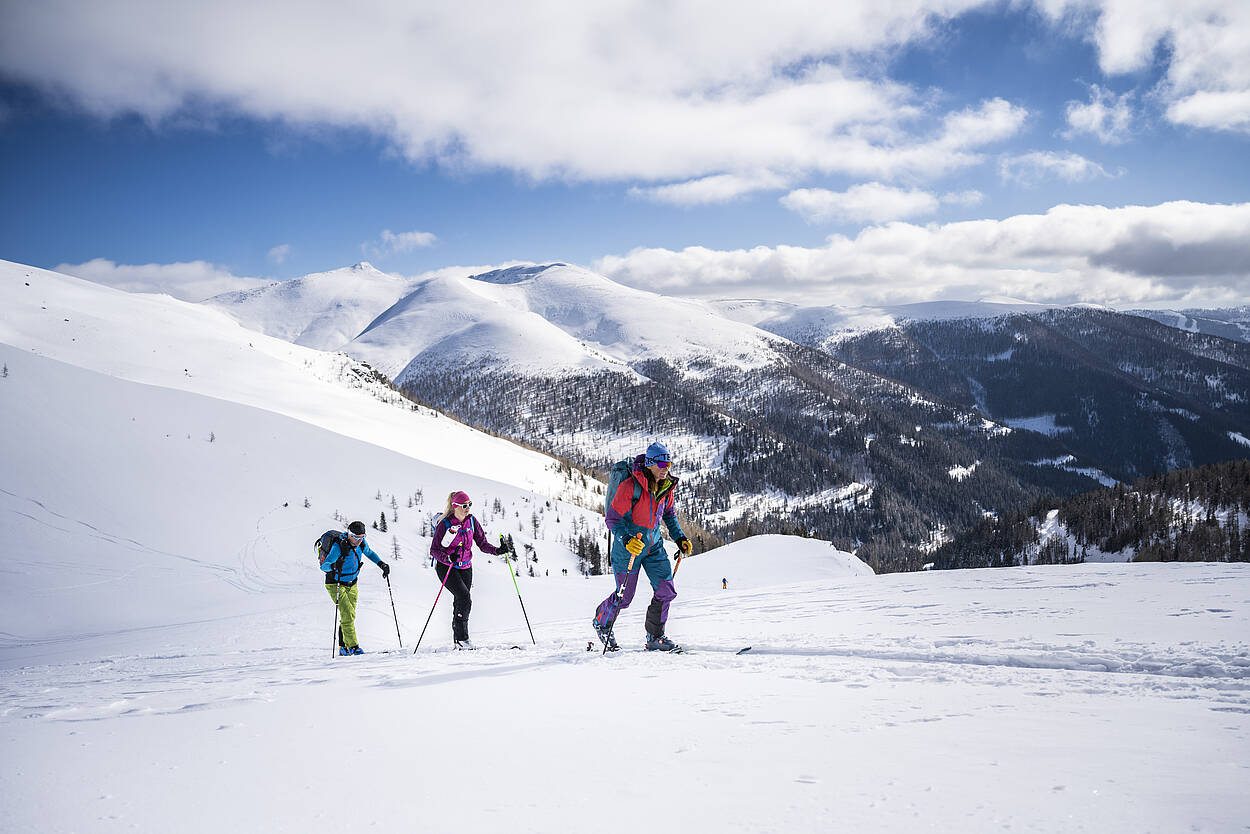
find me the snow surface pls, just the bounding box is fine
[3,261,1249,833]
[1,259,597,504]
[1002,413,1071,437]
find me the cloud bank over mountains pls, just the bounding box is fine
[594,201,1250,307]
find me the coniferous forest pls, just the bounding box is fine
[931,459,1250,569]
[395,308,1250,572]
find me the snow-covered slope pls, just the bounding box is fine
[1,259,593,501]
[205,261,413,351]
[348,262,793,381]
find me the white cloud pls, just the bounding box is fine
[267,244,291,264]
[1063,85,1134,144]
[940,189,985,207]
[363,229,438,260]
[593,201,1250,308]
[1166,90,1250,133]
[631,171,791,206]
[781,183,940,223]
[1040,0,1250,134]
[55,258,273,302]
[999,151,1115,186]
[0,1,1031,188]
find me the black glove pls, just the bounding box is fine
[379,561,390,579]
[676,537,693,556]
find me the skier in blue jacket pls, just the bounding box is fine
[322,520,389,655]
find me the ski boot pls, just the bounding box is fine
[645,633,679,652]
[593,619,620,652]
[455,639,477,651]
[349,646,365,655]
[339,646,352,656]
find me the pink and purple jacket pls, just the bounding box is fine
[430,513,500,568]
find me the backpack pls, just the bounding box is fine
[314,530,349,571]
[430,513,474,544]
[605,459,643,519]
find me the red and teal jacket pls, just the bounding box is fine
[607,455,685,554]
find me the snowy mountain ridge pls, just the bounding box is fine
[1,258,596,507]
[206,261,414,351]
[208,261,792,380]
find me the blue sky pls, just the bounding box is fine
[1,1,1247,307]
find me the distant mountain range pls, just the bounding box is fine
[204,262,1250,570]
[1127,307,1250,343]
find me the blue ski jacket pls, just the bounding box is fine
[322,538,384,585]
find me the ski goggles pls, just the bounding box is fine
[646,456,671,469]
[453,501,472,509]
[347,533,365,543]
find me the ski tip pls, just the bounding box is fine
[736,646,753,654]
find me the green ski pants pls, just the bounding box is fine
[326,583,360,648]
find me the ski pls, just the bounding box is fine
[602,646,752,656]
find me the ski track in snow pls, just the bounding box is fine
[6,580,1248,725]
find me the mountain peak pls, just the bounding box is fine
[468,263,569,284]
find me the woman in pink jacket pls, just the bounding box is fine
[430,490,501,649]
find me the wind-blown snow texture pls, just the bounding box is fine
[2,260,1249,833]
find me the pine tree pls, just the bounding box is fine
[379,512,388,533]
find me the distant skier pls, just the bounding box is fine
[722,577,727,589]
[593,442,692,651]
[321,520,390,655]
[430,491,501,650]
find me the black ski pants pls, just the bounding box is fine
[435,563,473,642]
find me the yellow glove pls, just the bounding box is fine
[624,534,644,557]
[677,537,692,555]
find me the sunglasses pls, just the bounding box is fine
[453,501,472,509]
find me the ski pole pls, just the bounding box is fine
[331,580,342,660]
[500,536,535,645]
[616,534,643,599]
[604,533,643,656]
[414,560,454,654]
[385,574,403,648]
